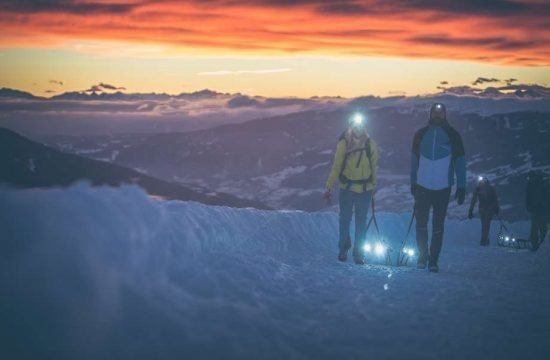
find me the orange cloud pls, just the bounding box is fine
[0,0,548,65]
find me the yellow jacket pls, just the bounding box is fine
[325,130,378,193]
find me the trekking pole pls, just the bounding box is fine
[398,207,416,266]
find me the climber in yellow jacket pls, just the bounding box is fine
[323,113,378,264]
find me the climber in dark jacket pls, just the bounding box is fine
[526,171,550,251]
[469,176,500,246]
[411,103,466,273]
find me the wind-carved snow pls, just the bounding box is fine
[75,148,103,155]
[26,158,36,173]
[318,149,333,155]
[133,167,149,174]
[0,184,548,360]
[251,166,307,189]
[310,161,330,170]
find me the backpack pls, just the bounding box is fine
[338,131,374,192]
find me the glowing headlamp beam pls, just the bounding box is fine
[351,113,364,126]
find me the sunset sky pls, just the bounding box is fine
[1,0,549,98]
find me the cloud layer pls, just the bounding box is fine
[0,0,548,65]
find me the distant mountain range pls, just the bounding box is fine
[0,87,226,101]
[2,85,550,137]
[0,88,43,100]
[0,87,344,136]
[2,84,550,102]
[40,107,550,220]
[0,128,269,209]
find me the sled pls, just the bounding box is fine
[496,216,531,250]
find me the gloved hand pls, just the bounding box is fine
[323,189,332,204]
[455,188,465,205]
[468,210,474,219]
[410,184,416,198]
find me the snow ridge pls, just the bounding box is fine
[0,184,548,360]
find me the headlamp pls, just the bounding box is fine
[351,113,364,127]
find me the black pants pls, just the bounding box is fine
[479,208,494,245]
[415,186,451,265]
[530,213,550,249]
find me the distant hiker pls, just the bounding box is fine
[324,113,378,264]
[468,176,500,246]
[526,171,550,251]
[410,103,466,273]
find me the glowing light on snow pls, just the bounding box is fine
[375,243,386,256]
[363,243,372,252]
[505,237,510,242]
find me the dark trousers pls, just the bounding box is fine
[339,189,373,253]
[530,213,550,248]
[479,209,494,245]
[415,186,451,265]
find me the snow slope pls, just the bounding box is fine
[1,184,548,360]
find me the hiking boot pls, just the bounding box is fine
[338,249,348,262]
[417,254,428,269]
[416,261,427,270]
[353,248,365,265]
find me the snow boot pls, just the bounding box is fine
[338,249,348,262]
[416,261,427,270]
[428,262,439,273]
[416,254,428,269]
[338,237,352,262]
[352,248,365,265]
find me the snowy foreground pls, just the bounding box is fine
[1,184,549,360]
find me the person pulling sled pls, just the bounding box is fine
[324,112,378,264]
[468,176,500,246]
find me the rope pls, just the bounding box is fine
[397,206,416,266]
